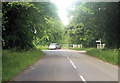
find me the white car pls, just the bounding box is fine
[49,43,61,50]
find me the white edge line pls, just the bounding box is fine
[69,60,76,69]
[80,76,87,83]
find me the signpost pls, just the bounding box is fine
[96,39,101,49]
[96,39,105,49]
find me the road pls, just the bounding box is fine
[12,49,118,82]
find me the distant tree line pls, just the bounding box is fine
[65,2,119,48]
[2,2,119,50]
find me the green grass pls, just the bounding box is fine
[36,45,49,50]
[69,47,118,65]
[86,49,118,65]
[2,48,44,81]
[69,47,94,51]
[0,52,1,82]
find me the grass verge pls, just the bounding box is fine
[69,48,118,65]
[86,49,118,65]
[69,47,93,51]
[36,45,49,50]
[2,48,44,81]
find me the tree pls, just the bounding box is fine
[66,2,119,48]
[2,2,64,50]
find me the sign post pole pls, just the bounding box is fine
[100,38,101,49]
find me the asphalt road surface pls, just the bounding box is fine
[12,49,118,82]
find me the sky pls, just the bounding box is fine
[52,0,75,26]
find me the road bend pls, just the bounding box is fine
[12,49,118,81]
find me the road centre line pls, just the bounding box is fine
[69,60,77,69]
[67,57,69,60]
[66,57,76,69]
[79,75,87,83]
[66,57,87,82]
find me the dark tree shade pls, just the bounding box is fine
[2,2,64,50]
[66,2,119,48]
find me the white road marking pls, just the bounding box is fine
[66,57,86,82]
[67,57,69,60]
[79,75,87,83]
[69,60,76,69]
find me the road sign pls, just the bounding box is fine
[96,40,101,42]
[96,39,102,49]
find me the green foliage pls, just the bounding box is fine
[86,49,118,65]
[36,45,49,50]
[69,47,93,51]
[2,2,64,50]
[2,48,44,81]
[2,2,37,50]
[65,2,119,48]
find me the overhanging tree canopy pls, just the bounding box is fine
[2,2,64,50]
